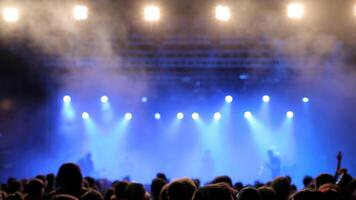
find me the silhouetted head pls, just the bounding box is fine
[211,176,233,187]
[192,183,236,200]
[114,181,128,200]
[167,178,197,200]
[27,179,44,197]
[234,182,244,192]
[81,190,104,200]
[237,187,261,200]
[315,174,334,190]
[52,194,78,200]
[319,184,343,200]
[156,173,168,182]
[271,176,290,200]
[303,176,313,188]
[151,178,166,200]
[104,189,114,200]
[8,180,23,194]
[258,186,276,200]
[290,189,321,200]
[56,163,83,195]
[126,183,145,200]
[159,183,170,200]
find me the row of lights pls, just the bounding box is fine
[63,95,310,104]
[80,110,294,120]
[5,2,355,23]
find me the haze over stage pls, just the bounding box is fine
[0,0,355,188]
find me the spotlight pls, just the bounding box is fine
[177,112,184,120]
[144,5,160,22]
[302,97,309,103]
[73,5,88,21]
[244,111,252,119]
[215,5,231,22]
[286,111,294,118]
[154,113,161,120]
[262,95,270,103]
[225,95,233,103]
[2,7,19,22]
[141,96,148,103]
[82,112,90,120]
[124,112,133,120]
[214,112,222,120]
[63,95,71,103]
[100,96,109,103]
[192,112,200,120]
[287,2,304,19]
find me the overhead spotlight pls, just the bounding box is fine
[177,112,184,120]
[100,96,109,103]
[144,5,160,22]
[286,111,294,118]
[63,95,71,103]
[141,96,148,103]
[262,95,270,103]
[82,112,90,120]
[244,111,252,119]
[302,97,309,103]
[125,112,133,120]
[214,112,222,120]
[225,95,233,103]
[192,112,200,120]
[287,2,304,19]
[215,5,231,22]
[73,5,88,21]
[154,113,161,120]
[2,7,19,22]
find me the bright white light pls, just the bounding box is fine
[244,111,252,119]
[354,5,356,16]
[73,5,88,21]
[302,97,309,103]
[2,7,19,22]
[192,112,200,120]
[82,112,90,120]
[154,113,161,120]
[287,2,304,19]
[144,5,160,22]
[215,5,231,22]
[124,113,133,120]
[225,95,233,103]
[100,96,109,103]
[141,96,148,103]
[177,112,184,120]
[214,112,222,120]
[63,95,71,103]
[262,95,270,103]
[286,111,294,118]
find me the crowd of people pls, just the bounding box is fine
[0,159,355,200]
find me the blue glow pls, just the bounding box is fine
[302,97,309,103]
[177,112,184,120]
[63,95,71,103]
[124,112,133,120]
[192,112,200,120]
[225,95,233,103]
[154,113,161,120]
[141,96,148,103]
[244,111,252,119]
[100,96,109,103]
[214,112,222,120]
[262,95,270,103]
[286,111,294,118]
[82,112,90,120]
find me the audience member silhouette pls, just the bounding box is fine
[167,178,197,200]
